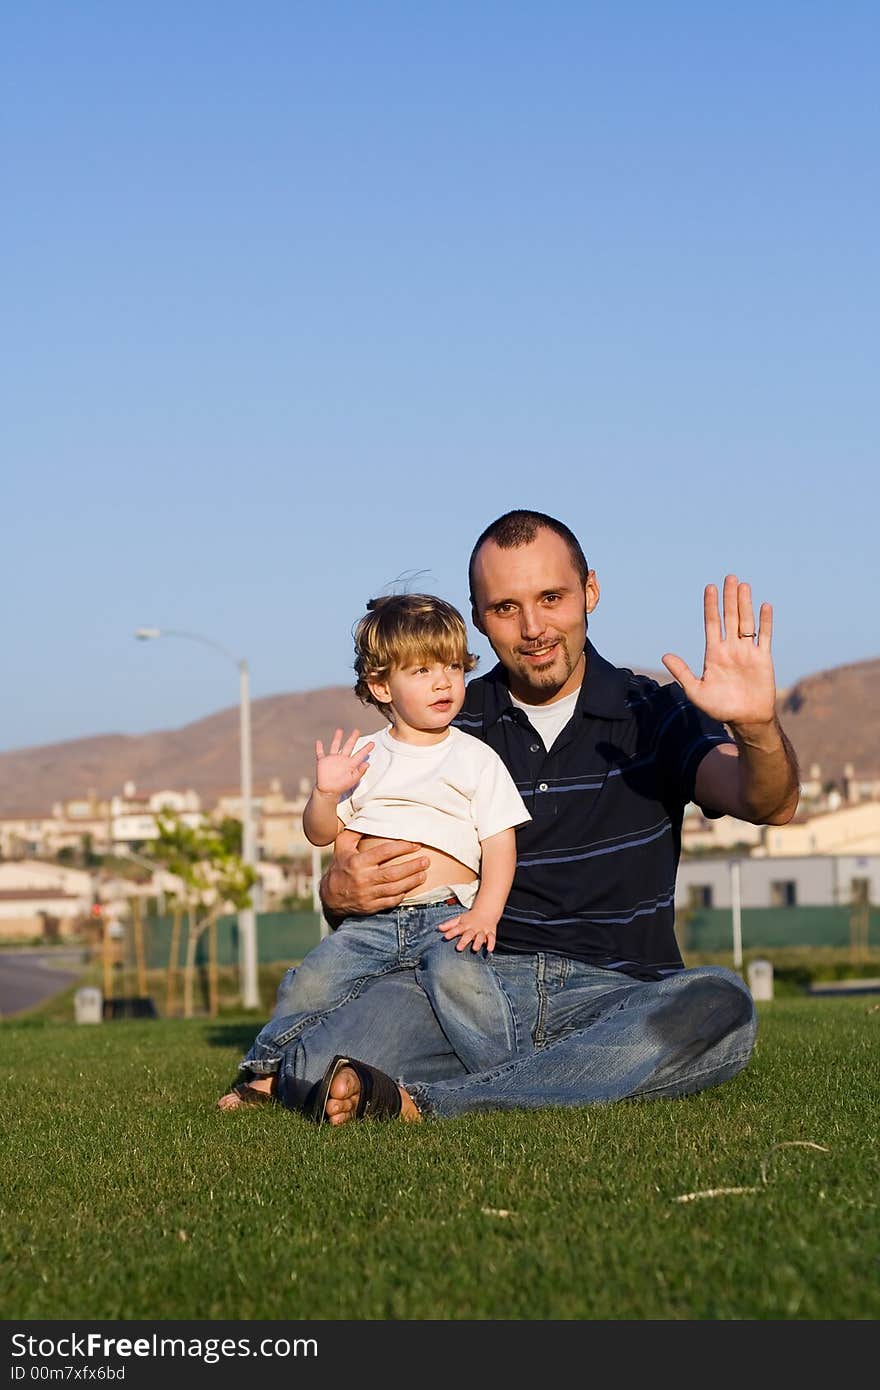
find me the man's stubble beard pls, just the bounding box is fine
[515,634,576,696]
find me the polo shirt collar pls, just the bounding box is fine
[482,639,632,725]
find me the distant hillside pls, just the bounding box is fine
[777,658,880,785]
[1,659,877,815]
[0,687,373,816]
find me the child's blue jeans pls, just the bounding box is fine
[239,898,523,1077]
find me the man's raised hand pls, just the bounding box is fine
[315,728,374,796]
[661,575,777,729]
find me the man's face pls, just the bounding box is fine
[470,529,599,704]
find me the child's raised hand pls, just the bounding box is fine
[438,912,497,954]
[315,729,374,795]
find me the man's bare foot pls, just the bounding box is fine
[324,1066,422,1126]
[217,1076,276,1111]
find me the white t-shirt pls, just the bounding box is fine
[336,725,531,874]
[510,687,579,750]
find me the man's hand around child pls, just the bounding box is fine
[438,912,497,953]
[315,728,374,795]
[321,831,430,917]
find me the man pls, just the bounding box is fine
[274,510,799,1124]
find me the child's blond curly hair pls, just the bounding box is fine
[353,594,478,718]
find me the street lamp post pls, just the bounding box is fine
[133,627,260,1008]
[729,858,744,973]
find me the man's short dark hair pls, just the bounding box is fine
[468,510,590,601]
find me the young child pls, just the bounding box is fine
[218,593,530,1110]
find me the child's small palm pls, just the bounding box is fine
[315,729,373,795]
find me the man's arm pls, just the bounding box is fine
[692,723,799,825]
[662,574,800,826]
[320,828,431,921]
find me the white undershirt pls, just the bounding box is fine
[509,687,580,750]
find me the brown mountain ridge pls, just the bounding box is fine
[1,659,878,816]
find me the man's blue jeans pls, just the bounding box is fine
[274,955,757,1118]
[241,900,523,1078]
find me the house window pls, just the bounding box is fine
[687,884,713,910]
[771,880,797,908]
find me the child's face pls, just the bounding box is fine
[371,658,466,737]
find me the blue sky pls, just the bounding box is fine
[4,2,878,752]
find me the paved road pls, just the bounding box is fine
[0,949,87,1017]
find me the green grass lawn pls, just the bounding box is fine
[1,998,878,1321]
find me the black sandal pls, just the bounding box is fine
[219,1080,277,1108]
[307,1055,402,1124]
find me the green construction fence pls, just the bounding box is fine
[143,911,322,970]
[137,905,878,970]
[679,905,879,953]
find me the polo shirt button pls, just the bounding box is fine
[538,782,549,792]
[530,743,540,753]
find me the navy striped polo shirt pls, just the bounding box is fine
[453,641,734,981]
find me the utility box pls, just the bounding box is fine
[74,987,103,1024]
[747,958,774,1002]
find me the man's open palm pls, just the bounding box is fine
[662,575,777,727]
